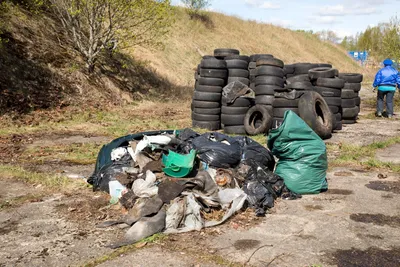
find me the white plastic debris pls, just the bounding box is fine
[132,170,158,198]
[131,135,172,161]
[111,147,128,161]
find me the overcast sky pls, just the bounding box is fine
[172,0,400,38]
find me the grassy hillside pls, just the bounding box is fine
[0,4,371,115]
[133,7,368,88]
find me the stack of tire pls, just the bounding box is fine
[338,73,363,124]
[248,54,273,90]
[226,55,250,86]
[254,56,285,121]
[214,48,240,60]
[191,56,227,130]
[308,67,344,131]
[221,96,254,134]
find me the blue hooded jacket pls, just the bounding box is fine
[373,65,400,91]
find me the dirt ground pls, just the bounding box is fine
[1,90,400,267]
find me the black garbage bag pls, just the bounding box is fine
[243,160,301,216]
[234,136,275,171]
[191,132,242,168]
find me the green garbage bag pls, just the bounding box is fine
[267,111,328,194]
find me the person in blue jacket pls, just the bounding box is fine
[373,58,400,118]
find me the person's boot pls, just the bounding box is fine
[388,114,393,119]
[376,111,382,117]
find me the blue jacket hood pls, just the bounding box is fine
[373,66,400,88]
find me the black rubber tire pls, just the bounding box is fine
[324,97,341,106]
[339,73,363,83]
[193,108,221,115]
[192,120,220,130]
[214,48,240,57]
[226,59,248,69]
[343,83,362,92]
[192,112,220,121]
[334,121,343,131]
[341,98,356,108]
[298,91,333,139]
[287,74,310,83]
[192,100,220,108]
[329,105,340,114]
[223,125,247,134]
[225,55,250,62]
[273,107,299,117]
[228,69,249,78]
[244,105,272,135]
[315,77,345,89]
[342,119,357,124]
[341,89,357,99]
[200,68,228,79]
[193,91,221,102]
[334,69,339,77]
[355,97,361,106]
[198,77,225,86]
[334,113,342,122]
[284,64,295,74]
[313,87,341,97]
[249,83,255,90]
[195,85,223,93]
[221,106,249,115]
[342,106,359,118]
[255,95,274,105]
[200,58,227,69]
[255,76,285,87]
[286,81,313,90]
[227,77,250,85]
[248,62,257,69]
[255,66,285,77]
[256,57,284,68]
[293,63,316,74]
[221,113,246,126]
[202,55,215,59]
[250,75,256,81]
[222,97,253,107]
[318,63,333,68]
[250,54,273,62]
[271,117,284,129]
[308,67,336,80]
[255,85,278,95]
[249,69,257,76]
[273,98,299,108]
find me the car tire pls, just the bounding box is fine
[244,105,272,135]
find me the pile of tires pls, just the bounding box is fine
[272,94,300,128]
[255,56,285,119]
[226,55,250,86]
[338,73,363,124]
[221,96,253,134]
[249,54,273,90]
[308,67,344,131]
[214,48,240,59]
[191,56,227,130]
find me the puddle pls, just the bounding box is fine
[365,181,400,194]
[330,247,400,267]
[325,189,353,195]
[304,204,324,211]
[350,213,400,228]
[233,239,261,250]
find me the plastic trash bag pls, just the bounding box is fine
[111,147,128,161]
[191,132,242,168]
[222,81,255,104]
[132,170,158,198]
[234,136,275,171]
[89,160,132,192]
[267,111,328,194]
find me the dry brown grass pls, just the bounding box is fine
[132,7,370,89]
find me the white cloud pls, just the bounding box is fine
[309,15,341,24]
[317,4,379,16]
[245,0,280,9]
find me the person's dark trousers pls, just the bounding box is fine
[377,90,395,116]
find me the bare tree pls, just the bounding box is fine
[181,0,211,18]
[49,0,173,72]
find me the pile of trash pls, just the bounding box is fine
[87,111,328,248]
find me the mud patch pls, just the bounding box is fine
[304,204,324,211]
[334,171,354,177]
[325,189,353,195]
[365,181,400,194]
[329,247,400,267]
[350,213,400,228]
[233,239,261,250]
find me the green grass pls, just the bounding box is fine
[0,165,88,189]
[328,136,400,172]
